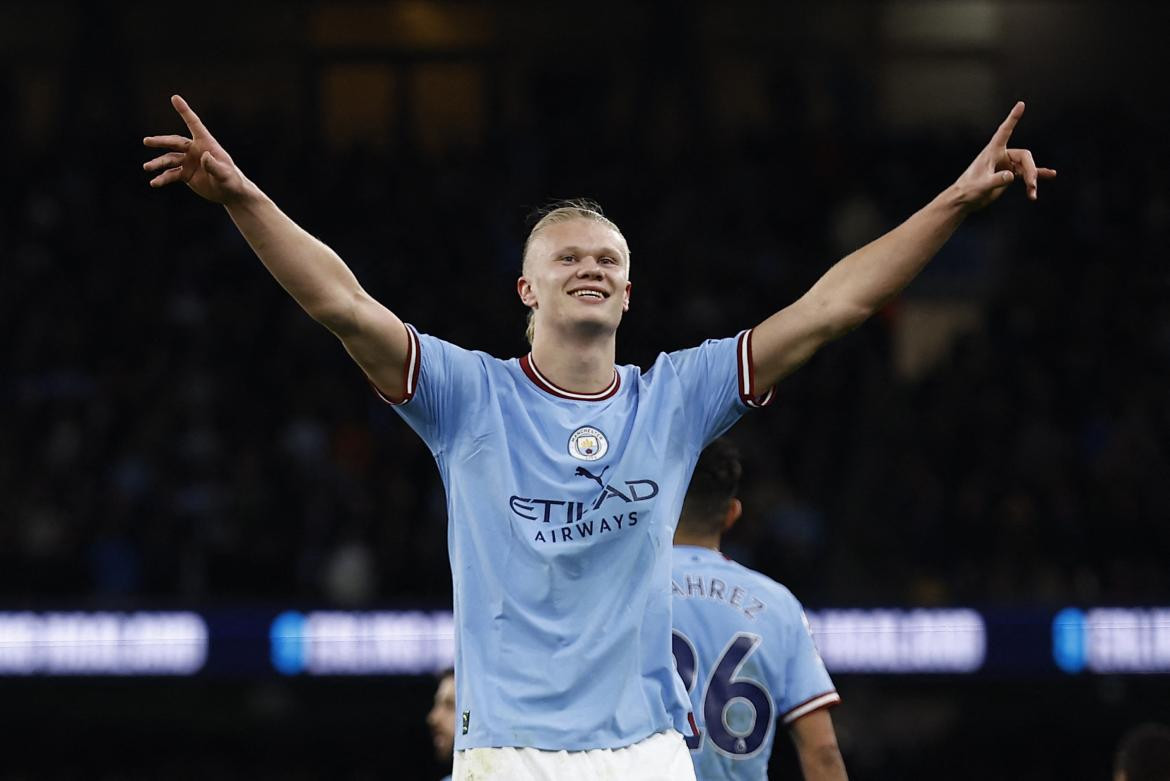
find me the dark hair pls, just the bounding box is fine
[1116,723,1170,781]
[678,438,742,535]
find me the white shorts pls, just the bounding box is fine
[453,729,696,781]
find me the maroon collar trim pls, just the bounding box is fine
[519,354,621,401]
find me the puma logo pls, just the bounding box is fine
[574,465,610,490]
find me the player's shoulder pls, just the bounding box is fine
[722,555,806,616]
[413,329,521,374]
[641,333,743,374]
[673,547,790,596]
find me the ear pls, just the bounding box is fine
[722,498,742,533]
[622,280,632,313]
[517,276,537,308]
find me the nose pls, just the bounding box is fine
[575,258,604,278]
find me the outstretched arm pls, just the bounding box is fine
[789,709,849,781]
[750,101,1056,391]
[144,95,411,399]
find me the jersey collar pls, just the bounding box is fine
[673,544,731,562]
[519,354,621,401]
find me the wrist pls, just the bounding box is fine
[935,182,975,217]
[223,176,266,210]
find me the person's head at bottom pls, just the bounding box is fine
[427,669,457,769]
[1115,723,1170,781]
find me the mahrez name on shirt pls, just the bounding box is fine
[672,574,767,620]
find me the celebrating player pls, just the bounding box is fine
[672,438,846,780]
[144,95,1052,780]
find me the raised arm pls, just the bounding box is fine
[143,95,411,400]
[750,101,1056,391]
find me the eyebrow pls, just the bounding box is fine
[553,245,627,263]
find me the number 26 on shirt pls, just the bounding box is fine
[671,630,774,757]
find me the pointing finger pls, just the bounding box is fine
[171,94,209,138]
[143,134,191,150]
[989,101,1025,149]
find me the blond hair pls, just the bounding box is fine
[522,199,629,345]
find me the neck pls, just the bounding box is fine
[673,528,721,551]
[529,328,617,393]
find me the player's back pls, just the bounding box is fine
[671,545,838,780]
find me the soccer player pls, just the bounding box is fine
[672,438,846,780]
[427,668,457,781]
[143,95,1052,780]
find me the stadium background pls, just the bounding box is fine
[1,0,1168,778]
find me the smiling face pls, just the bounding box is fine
[517,218,632,344]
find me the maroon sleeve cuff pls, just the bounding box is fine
[737,329,776,408]
[369,322,420,405]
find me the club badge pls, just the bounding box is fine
[568,426,608,461]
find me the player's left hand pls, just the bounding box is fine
[953,101,1057,211]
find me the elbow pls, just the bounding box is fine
[310,291,362,336]
[834,303,875,336]
[808,295,875,341]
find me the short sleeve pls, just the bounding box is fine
[372,325,489,456]
[778,601,840,724]
[665,329,776,448]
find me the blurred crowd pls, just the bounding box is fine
[2,60,1168,613]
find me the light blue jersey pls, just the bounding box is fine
[671,546,839,780]
[383,326,772,751]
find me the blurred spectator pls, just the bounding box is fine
[1115,723,1170,781]
[427,668,457,781]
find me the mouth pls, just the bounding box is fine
[568,288,609,300]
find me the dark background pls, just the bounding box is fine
[2,1,1169,778]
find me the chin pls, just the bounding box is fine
[570,311,621,335]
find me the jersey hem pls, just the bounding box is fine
[454,723,679,753]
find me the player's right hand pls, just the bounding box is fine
[143,95,248,204]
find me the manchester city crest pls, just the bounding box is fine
[568,426,608,461]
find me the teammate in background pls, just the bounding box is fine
[672,439,846,780]
[1114,723,1170,781]
[144,95,1051,780]
[427,668,456,781]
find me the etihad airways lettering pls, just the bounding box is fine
[509,478,659,545]
[509,480,660,524]
[533,512,638,543]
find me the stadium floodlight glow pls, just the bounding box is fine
[1053,607,1170,674]
[269,610,455,676]
[0,612,208,676]
[804,609,986,674]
